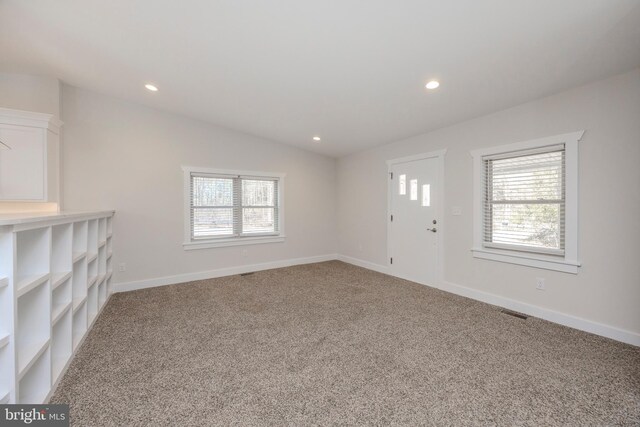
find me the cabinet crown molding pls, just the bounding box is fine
[0,107,63,134]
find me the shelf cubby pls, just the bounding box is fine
[87,219,98,261]
[0,281,11,342]
[51,271,72,291]
[72,302,87,351]
[51,309,72,384]
[0,272,11,403]
[98,279,107,310]
[18,347,50,404]
[52,277,72,325]
[0,338,11,404]
[16,274,49,299]
[98,245,106,275]
[16,282,50,377]
[88,257,98,288]
[15,228,50,296]
[72,258,88,310]
[98,218,107,245]
[72,251,85,264]
[88,281,98,325]
[51,223,72,281]
[0,334,8,350]
[72,220,88,263]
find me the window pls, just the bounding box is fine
[410,179,418,200]
[484,147,564,254]
[183,167,285,249]
[422,184,431,207]
[471,131,583,273]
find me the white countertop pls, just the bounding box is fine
[0,210,115,226]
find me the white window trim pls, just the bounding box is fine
[182,166,286,250]
[470,131,584,274]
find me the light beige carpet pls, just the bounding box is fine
[51,261,640,426]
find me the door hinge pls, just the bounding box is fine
[390,214,393,222]
[390,257,393,265]
[390,172,393,179]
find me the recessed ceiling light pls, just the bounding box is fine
[313,136,321,142]
[425,80,440,90]
[145,84,158,92]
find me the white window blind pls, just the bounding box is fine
[190,173,279,240]
[241,178,279,235]
[483,144,565,255]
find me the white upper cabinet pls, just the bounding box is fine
[0,108,62,202]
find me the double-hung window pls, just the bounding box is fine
[471,131,583,273]
[484,146,565,254]
[183,167,285,249]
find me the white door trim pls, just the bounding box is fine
[387,149,447,288]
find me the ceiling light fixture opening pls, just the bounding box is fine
[425,80,440,90]
[313,136,321,142]
[145,84,159,92]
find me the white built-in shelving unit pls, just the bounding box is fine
[0,210,114,404]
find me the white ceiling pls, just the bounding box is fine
[1,1,639,157]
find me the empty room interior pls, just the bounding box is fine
[0,1,639,425]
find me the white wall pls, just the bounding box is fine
[0,72,61,118]
[61,85,337,286]
[338,69,640,337]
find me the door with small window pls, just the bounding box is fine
[389,156,440,285]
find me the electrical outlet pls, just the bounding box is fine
[358,243,363,252]
[536,277,545,290]
[119,262,126,272]
[241,249,248,257]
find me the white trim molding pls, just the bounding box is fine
[114,254,337,293]
[470,131,584,274]
[385,149,448,166]
[337,254,389,275]
[184,235,285,250]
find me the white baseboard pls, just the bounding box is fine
[114,254,338,293]
[337,254,640,347]
[439,280,640,347]
[337,254,389,274]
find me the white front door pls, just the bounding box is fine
[389,156,440,285]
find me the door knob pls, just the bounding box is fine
[427,227,437,233]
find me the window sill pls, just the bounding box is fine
[471,247,580,274]
[184,235,286,250]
